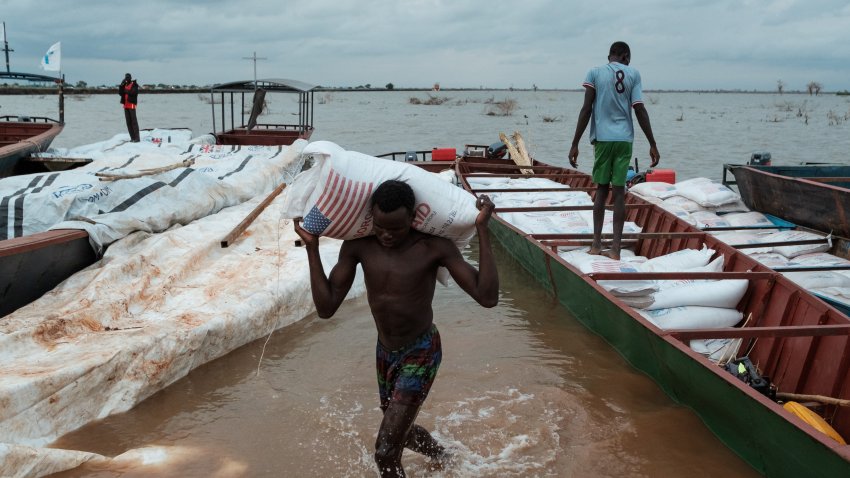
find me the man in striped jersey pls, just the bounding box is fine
[569,41,660,260]
[295,180,498,477]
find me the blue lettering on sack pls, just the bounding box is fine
[52,184,93,199]
[86,186,113,203]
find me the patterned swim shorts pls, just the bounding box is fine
[376,324,442,410]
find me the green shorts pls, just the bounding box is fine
[592,141,632,187]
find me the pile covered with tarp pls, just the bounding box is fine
[0,130,335,476]
[1,129,306,252]
[0,138,483,477]
[0,183,365,477]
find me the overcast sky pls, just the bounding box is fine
[2,0,849,91]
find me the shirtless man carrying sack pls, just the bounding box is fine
[295,180,499,477]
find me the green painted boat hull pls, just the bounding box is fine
[488,218,850,478]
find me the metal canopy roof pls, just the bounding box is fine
[211,78,316,93]
[0,71,61,83]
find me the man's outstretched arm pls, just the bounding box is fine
[294,219,358,318]
[441,196,499,308]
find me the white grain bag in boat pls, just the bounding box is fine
[788,253,850,267]
[690,210,731,229]
[784,271,850,289]
[628,181,679,199]
[690,338,741,363]
[675,177,740,207]
[654,256,725,291]
[747,252,789,268]
[639,306,743,330]
[709,199,750,214]
[644,279,748,310]
[640,246,715,272]
[657,202,697,225]
[661,195,704,212]
[574,257,658,296]
[759,230,831,258]
[713,231,773,254]
[723,211,774,228]
[284,141,478,243]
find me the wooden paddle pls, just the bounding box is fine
[499,131,533,174]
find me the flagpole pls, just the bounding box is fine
[58,72,64,123]
[2,21,13,74]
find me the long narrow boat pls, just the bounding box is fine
[722,163,850,238]
[718,163,850,315]
[0,229,96,317]
[454,147,850,477]
[0,116,65,177]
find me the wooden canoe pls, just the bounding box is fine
[0,229,97,317]
[0,116,64,178]
[723,164,850,238]
[455,151,850,478]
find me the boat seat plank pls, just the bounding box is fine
[496,204,654,213]
[470,187,581,193]
[465,173,582,179]
[588,271,776,280]
[668,324,850,340]
[458,163,558,171]
[533,232,705,240]
[773,265,850,272]
[732,238,828,249]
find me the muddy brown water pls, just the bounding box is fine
[49,241,761,477]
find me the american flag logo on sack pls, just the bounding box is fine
[590,261,637,273]
[302,169,374,237]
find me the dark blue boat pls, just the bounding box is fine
[723,163,850,238]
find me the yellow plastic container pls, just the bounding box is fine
[783,401,847,445]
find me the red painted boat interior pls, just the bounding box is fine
[455,153,850,443]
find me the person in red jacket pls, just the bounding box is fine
[119,73,140,142]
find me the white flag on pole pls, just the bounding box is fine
[41,41,61,71]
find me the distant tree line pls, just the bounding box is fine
[777,79,825,95]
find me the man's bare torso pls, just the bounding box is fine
[348,231,446,350]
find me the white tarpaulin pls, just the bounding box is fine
[0,190,365,477]
[0,130,371,477]
[1,129,306,254]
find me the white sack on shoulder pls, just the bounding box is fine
[282,141,479,285]
[283,141,478,243]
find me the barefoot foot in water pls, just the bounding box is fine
[426,449,457,472]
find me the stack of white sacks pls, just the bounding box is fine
[471,175,850,361]
[630,178,850,310]
[469,176,642,237]
[468,176,749,362]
